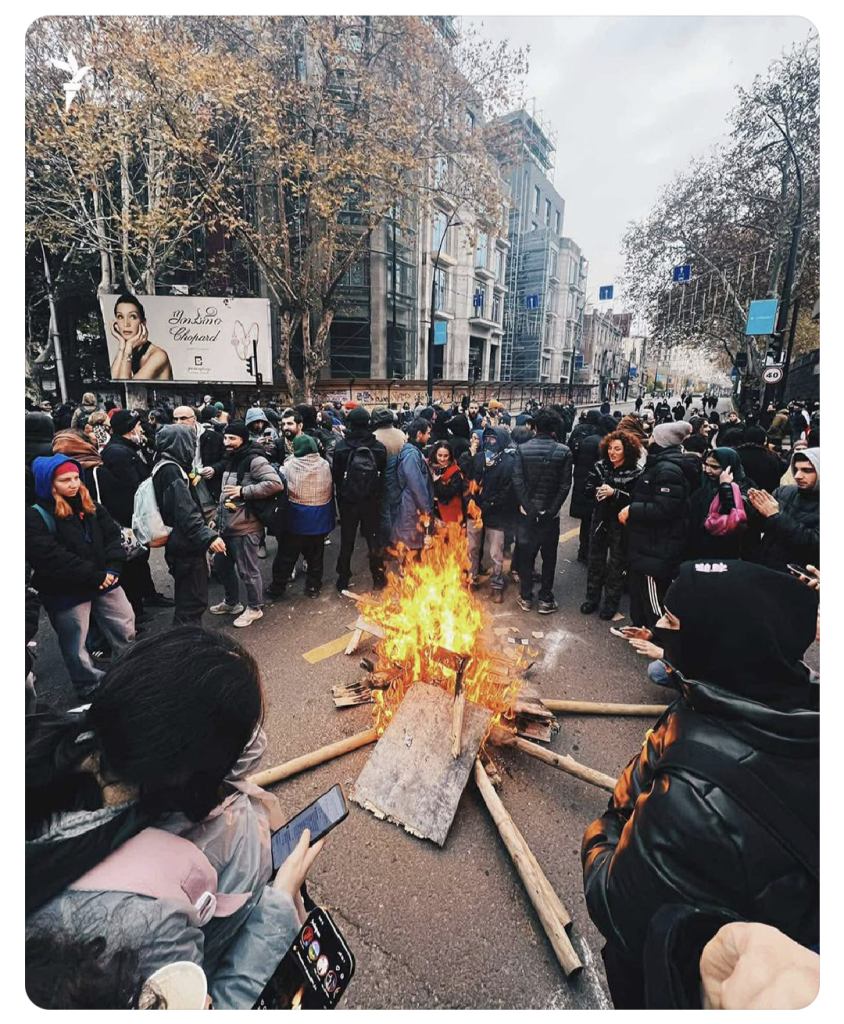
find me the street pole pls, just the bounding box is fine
[40,243,68,402]
[426,211,458,405]
[776,297,801,407]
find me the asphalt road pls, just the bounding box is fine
[32,393,778,1010]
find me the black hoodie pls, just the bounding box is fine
[152,425,216,557]
[25,413,56,506]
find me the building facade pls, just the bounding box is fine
[580,307,626,402]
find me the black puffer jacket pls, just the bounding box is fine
[570,430,604,520]
[625,446,691,577]
[512,434,573,520]
[25,414,55,506]
[152,426,217,558]
[582,673,818,966]
[737,443,786,493]
[567,413,600,458]
[199,425,227,501]
[99,435,152,527]
[332,429,387,504]
[758,484,820,573]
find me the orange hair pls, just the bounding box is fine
[53,482,96,518]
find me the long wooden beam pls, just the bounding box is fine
[248,729,378,788]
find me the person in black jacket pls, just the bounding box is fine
[566,408,601,469]
[736,426,787,493]
[619,420,692,628]
[749,448,819,574]
[582,560,818,1009]
[152,425,225,625]
[100,410,174,618]
[25,454,135,699]
[570,414,615,563]
[295,403,337,467]
[332,407,387,592]
[25,412,55,507]
[512,409,573,614]
[581,429,644,619]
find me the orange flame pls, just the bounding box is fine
[360,523,523,736]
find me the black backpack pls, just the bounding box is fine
[236,455,287,536]
[342,445,381,503]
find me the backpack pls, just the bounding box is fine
[132,461,187,547]
[342,445,381,503]
[235,455,287,536]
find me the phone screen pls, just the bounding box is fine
[253,907,355,1009]
[271,784,348,872]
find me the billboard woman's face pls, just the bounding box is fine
[115,302,143,340]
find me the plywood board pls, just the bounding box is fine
[351,683,492,846]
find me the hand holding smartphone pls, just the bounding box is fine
[271,784,348,873]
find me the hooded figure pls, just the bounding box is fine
[52,429,103,493]
[71,392,100,430]
[736,425,787,493]
[461,427,518,596]
[756,448,819,573]
[445,413,472,464]
[570,415,617,561]
[26,413,56,506]
[567,408,602,457]
[687,447,751,560]
[582,559,819,1009]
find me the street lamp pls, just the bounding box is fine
[426,211,462,405]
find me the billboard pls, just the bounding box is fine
[98,294,273,384]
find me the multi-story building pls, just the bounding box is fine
[581,306,626,401]
[498,107,568,383]
[558,237,588,385]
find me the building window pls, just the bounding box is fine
[549,250,558,279]
[475,231,488,269]
[493,292,502,324]
[534,185,541,216]
[434,267,448,311]
[554,210,561,235]
[541,356,551,378]
[432,210,450,253]
[545,198,551,226]
[494,248,504,283]
[433,155,448,189]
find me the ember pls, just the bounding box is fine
[358,523,524,737]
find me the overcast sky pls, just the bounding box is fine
[470,15,814,314]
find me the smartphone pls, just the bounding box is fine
[253,907,355,1009]
[271,783,348,873]
[787,563,815,584]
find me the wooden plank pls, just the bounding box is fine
[345,628,364,656]
[351,683,492,846]
[302,633,356,664]
[543,699,669,717]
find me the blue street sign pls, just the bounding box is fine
[731,367,739,379]
[629,366,638,379]
[574,352,584,370]
[745,299,779,335]
[473,291,484,308]
[673,264,692,283]
[434,321,447,346]
[525,294,539,309]
[599,285,613,301]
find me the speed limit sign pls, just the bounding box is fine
[762,365,784,385]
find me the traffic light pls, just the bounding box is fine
[245,356,254,376]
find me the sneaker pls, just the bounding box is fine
[538,598,559,615]
[580,601,599,615]
[210,601,245,615]
[233,608,263,627]
[265,584,287,599]
[146,592,176,607]
[336,579,351,594]
[257,543,267,559]
[517,596,533,612]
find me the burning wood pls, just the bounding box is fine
[489,726,617,793]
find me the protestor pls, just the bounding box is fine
[619,420,692,629]
[567,409,601,474]
[407,415,432,452]
[766,407,790,451]
[750,448,819,574]
[294,403,337,466]
[332,407,387,593]
[99,410,173,619]
[445,412,472,463]
[461,428,517,602]
[512,408,573,614]
[71,391,100,430]
[581,429,644,620]
[371,406,406,458]
[26,412,56,506]
[171,405,226,527]
[582,560,818,1010]
[211,422,282,626]
[152,425,226,625]
[384,423,434,559]
[270,435,335,598]
[687,448,751,560]
[87,410,112,452]
[25,455,135,699]
[617,414,648,446]
[428,440,465,527]
[53,427,103,491]
[570,415,615,564]
[25,628,324,1010]
[736,425,787,492]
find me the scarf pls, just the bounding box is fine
[52,429,103,469]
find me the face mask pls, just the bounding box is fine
[484,449,498,467]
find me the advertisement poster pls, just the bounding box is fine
[98,294,273,384]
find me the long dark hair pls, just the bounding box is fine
[429,440,455,467]
[27,627,264,835]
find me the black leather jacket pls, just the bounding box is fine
[582,673,819,963]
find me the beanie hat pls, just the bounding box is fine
[371,406,395,429]
[54,460,80,479]
[347,407,371,428]
[223,421,250,442]
[652,420,693,448]
[343,400,359,411]
[111,410,140,436]
[488,399,504,411]
[214,402,225,411]
[745,425,768,445]
[293,434,318,457]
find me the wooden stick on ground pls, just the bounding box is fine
[451,657,467,759]
[474,760,582,976]
[248,728,378,788]
[544,699,668,717]
[490,727,617,794]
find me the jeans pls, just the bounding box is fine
[165,550,209,626]
[467,519,506,589]
[336,499,384,586]
[516,513,560,602]
[273,532,326,593]
[47,587,136,693]
[216,533,264,609]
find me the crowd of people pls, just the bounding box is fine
[24,387,820,1009]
